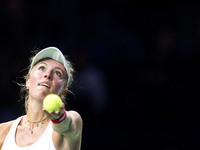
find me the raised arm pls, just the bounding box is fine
[44,104,83,150]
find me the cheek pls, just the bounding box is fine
[54,81,66,94]
[29,71,42,85]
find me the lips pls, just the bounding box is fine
[38,83,50,89]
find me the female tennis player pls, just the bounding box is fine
[0,47,82,150]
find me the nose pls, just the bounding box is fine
[44,72,52,80]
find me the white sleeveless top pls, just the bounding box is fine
[2,116,56,150]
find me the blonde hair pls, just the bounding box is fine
[19,50,74,113]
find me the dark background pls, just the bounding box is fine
[0,1,200,150]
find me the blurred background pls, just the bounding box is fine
[0,1,200,150]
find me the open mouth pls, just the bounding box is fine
[38,83,50,89]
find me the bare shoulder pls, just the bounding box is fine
[0,120,14,148]
[0,120,14,134]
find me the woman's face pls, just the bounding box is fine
[26,59,67,100]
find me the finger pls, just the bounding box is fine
[43,105,66,120]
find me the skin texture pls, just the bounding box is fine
[0,59,82,150]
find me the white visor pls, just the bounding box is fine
[31,47,70,84]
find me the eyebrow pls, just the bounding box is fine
[38,62,66,77]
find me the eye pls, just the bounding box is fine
[55,71,62,77]
[39,66,45,71]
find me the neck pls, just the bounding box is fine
[24,96,50,134]
[26,112,47,123]
[27,96,45,121]
[26,100,49,134]
[25,115,49,134]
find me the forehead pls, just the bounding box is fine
[35,58,67,73]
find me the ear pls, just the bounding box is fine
[60,90,67,98]
[26,77,30,88]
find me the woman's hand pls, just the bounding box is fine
[43,103,65,120]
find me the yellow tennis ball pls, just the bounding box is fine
[43,94,62,112]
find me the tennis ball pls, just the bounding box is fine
[43,94,62,112]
